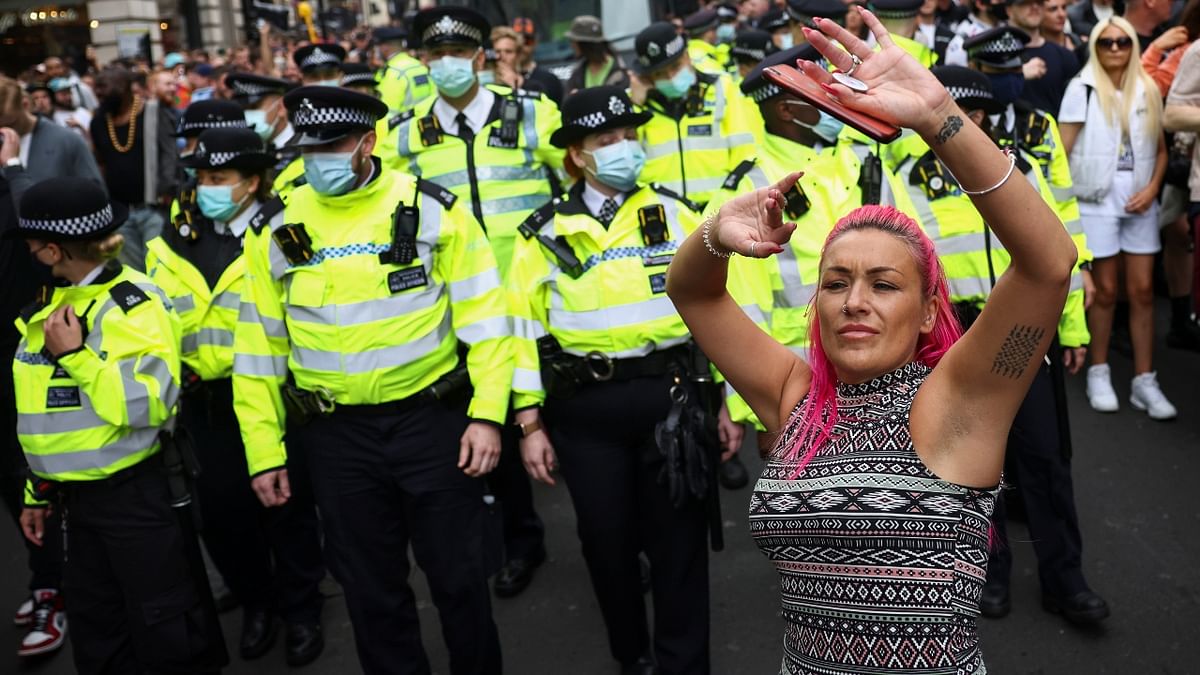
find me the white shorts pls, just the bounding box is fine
[1078,171,1161,258]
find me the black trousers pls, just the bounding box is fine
[545,375,710,675]
[62,455,228,674]
[303,398,501,675]
[0,339,63,592]
[180,378,325,624]
[490,422,545,562]
[987,363,1088,597]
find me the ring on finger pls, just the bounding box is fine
[749,241,759,256]
[844,53,863,77]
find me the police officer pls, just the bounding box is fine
[784,0,850,47]
[868,0,941,65]
[234,86,512,674]
[683,8,732,75]
[889,66,1108,625]
[631,22,757,209]
[383,5,556,597]
[509,86,733,675]
[293,43,347,86]
[374,25,434,114]
[12,177,227,673]
[225,72,304,199]
[341,62,380,97]
[147,128,327,666]
[169,99,249,241]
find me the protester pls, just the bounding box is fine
[48,78,92,142]
[1010,0,1082,113]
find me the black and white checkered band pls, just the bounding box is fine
[870,6,920,18]
[291,100,376,128]
[946,85,994,102]
[573,111,608,128]
[638,34,686,67]
[19,205,113,236]
[971,33,1024,55]
[176,117,247,134]
[732,46,767,61]
[423,15,484,44]
[341,72,377,87]
[301,48,342,69]
[749,82,782,103]
[232,80,277,98]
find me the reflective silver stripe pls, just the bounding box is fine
[513,316,546,341]
[173,294,196,314]
[181,327,235,352]
[712,79,726,123]
[935,232,994,256]
[239,301,289,339]
[84,298,120,351]
[522,96,539,150]
[948,277,992,300]
[424,165,544,189]
[286,283,444,327]
[773,245,817,309]
[549,295,679,332]
[659,198,687,242]
[291,313,452,374]
[679,176,726,195]
[645,135,730,161]
[741,302,767,326]
[212,291,241,311]
[481,194,550,216]
[24,427,161,475]
[456,315,511,344]
[126,355,177,426]
[1069,272,1083,293]
[726,132,755,148]
[449,269,502,302]
[512,367,542,392]
[234,353,289,377]
[1063,217,1084,236]
[562,334,691,359]
[1051,185,1074,203]
[18,402,105,435]
[746,165,771,190]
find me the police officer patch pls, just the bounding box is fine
[46,386,81,409]
[109,281,150,313]
[388,267,428,293]
[688,124,713,136]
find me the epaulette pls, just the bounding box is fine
[109,281,151,314]
[722,159,757,191]
[511,87,542,100]
[649,183,701,213]
[18,285,53,323]
[388,109,415,131]
[517,200,558,240]
[1015,153,1034,176]
[416,178,458,209]
[249,195,286,233]
[290,175,307,189]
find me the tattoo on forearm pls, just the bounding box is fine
[991,325,1045,379]
[935,115,964,145]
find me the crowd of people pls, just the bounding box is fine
[0,0,1197,673]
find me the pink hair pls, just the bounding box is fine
[783,205,963,472]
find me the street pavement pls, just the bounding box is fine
[3,315,1198,674]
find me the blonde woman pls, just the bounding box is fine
[1058,17,1175,420]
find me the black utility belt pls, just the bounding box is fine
[552,346,688,385]
[287,364,470,421]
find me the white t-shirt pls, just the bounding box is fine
[52,108,92,138]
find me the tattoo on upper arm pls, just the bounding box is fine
[935,115,964,145]
[991,325,1046,379]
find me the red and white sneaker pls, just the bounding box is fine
[13,595,34,626]
[17,590,67,657]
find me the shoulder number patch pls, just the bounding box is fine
[109,281,150,313]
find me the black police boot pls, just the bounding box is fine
[978,583,1011,619]
[493,548,547,598]
[285,622,324,667]
[213,586,239,614]
[719,455,749,490]
[1042,590,1110,625]
[620,655,657,675]
[1167,316,1200,352]
[239,607,279,660]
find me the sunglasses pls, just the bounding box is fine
[1096,36,1133,50]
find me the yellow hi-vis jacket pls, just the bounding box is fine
[233,162,515,476]
[376,51,435,115]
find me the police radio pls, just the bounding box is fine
[488,97,522,149]
[380,204,419,265]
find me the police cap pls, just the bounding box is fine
[174,99,248,138]
[412,7,489,49]
[716,3,739,21]
[293,43,347,73]
[633,22,689,75]
[785,0,849,24]
[226,73,297,107]
[283,85,388,147]
[340,62,378,90]
[683,8,720,36]
[731,29,779,64]
[7,177,126,242]
[932,65,1004,115]
[963,26,1030,69]
[740,43,822,103]
[757,8,791,31]
[868,0,925,19]
[182,128,275,172]
[373,26,407,44]
[549,86,653,148]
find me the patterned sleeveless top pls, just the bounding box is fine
[749,362,998,675]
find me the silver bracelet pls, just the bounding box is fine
[702,214,734,258]
[951,147,1017,196]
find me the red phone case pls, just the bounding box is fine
[763,64,902,144]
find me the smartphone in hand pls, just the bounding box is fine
[764,64,902,144]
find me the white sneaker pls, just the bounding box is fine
[1130,372,1177,420]
[13,596,33,626]
[1086,365,1119,413]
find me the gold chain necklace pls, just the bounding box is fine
[105,96,142,153]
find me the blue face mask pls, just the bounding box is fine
[584,138,646,193]
[429,55,478,97]
[716,24,737,44]
[778,32,794,50]
[654,66,696,100]
[314,78,341,87]
[244,110,274,141]
[477,70,496,86]
[303,136,366,196]
[197,181,249,222]
[788,103,845,144]
[986,73,1024,108]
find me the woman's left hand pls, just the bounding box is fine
[1125,185,1158,214]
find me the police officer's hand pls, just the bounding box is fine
[520,430,558,486]
[20,507,48,547]
[459,422,501,477]
[1063,346,1088,375]
[717,403,744,462]
[251,469,291,507]
[44,306,84,357]
[714,171,801,257]
[797,9,956,139]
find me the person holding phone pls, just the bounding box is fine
[668,9,1079,673]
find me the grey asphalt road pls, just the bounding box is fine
[3,324,1198,674]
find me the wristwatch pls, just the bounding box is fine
[4,158,21,168]
[517,419,542,437]
[1079,261,1093,272]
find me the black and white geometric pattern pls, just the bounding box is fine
[232,80,276,98]
[341,71,377,87]
[423,14,483,44]
[300,47,341,69]
[750,82,782,103]
[176,117,247,134]
[639,34,686,67]
[946,85,994,101]
[574,111,608,129]
[972,32,1024,55]
[732,45,768,62]
[292,99,377,128]
[20,204,113,237]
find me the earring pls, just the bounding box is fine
[841,304,850,315]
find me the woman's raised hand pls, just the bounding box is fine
[797,8,956,139]
[714,172,803,258]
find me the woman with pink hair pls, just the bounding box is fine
[667,9,1078,675]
